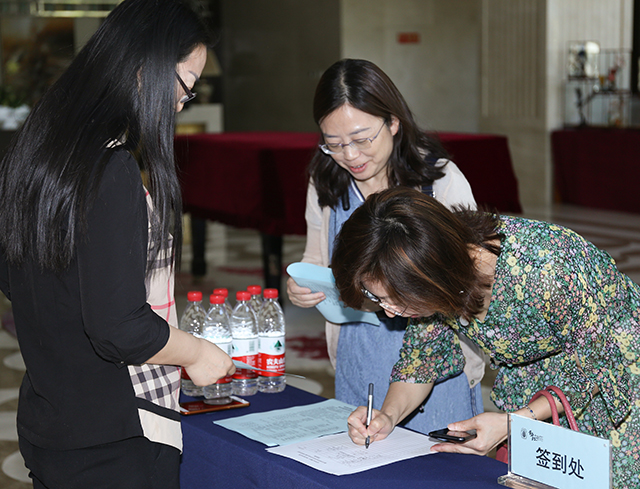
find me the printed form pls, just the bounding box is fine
[267,428,438,475]
[214,398,355,447]
[215,397,438,475]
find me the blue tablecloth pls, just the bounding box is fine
[179,386,507,488]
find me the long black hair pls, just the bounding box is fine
[0,0,212,274]
[310,59,450,210]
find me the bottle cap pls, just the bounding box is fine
[187,291,202,301]
[213,288,228,298]
[263,288,278,299]
[247,285,262,295]
[236,291,251,301]
[209,294,225,304]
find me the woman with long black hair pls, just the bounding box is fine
[0,1,234,487]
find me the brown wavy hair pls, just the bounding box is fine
[331,187,503,319]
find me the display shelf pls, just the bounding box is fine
[563,45,631,127]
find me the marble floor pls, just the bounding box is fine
[2,203,640,487]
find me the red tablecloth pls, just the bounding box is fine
[438,132,521,214]
[552,127,640,214]
[175,131,521,237]
[176,132,319,236]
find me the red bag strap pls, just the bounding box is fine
[529,389,560,425]
[500,387,578,465]
[545,386,579,431]
[528,386,578,431]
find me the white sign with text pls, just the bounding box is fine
[507,414,611,489]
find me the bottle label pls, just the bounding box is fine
[258,353,285,376]
[231,351,258,380]
[232,337,257,358]
[216,375,233,384]
[232,368,258,380]
[258,335,285,376]
[258,335,285,355]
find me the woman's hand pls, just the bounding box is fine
[430,413,508,456]
[184,338,236,387]
[347,381,434,447]
[347,406,395,446]
[146,327,235,385]
[286,276,325,308]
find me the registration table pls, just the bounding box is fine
[175,131,521,287]
[180,386,507,488]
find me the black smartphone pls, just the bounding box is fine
[428,428,477,443]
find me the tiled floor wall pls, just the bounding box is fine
[2,203,640,486]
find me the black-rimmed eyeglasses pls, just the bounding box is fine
[319,120,386,155]
[176,72,197,104]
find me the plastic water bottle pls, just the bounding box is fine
[247,284,263,316]
[258,288,286,393]
[230,291,259,396]
[213,287,233,317]
[179,291,206,397]
[202,294,234,404]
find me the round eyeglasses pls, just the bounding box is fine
[361,286,406,317]
[175,71,197,104]
[319,121,386,155]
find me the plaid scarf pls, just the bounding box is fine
[127,190,180,413]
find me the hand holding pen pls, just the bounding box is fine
[365,383,374,449]
[346,383,394,447]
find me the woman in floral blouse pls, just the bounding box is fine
[331,187,639,488]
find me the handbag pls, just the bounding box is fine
[495,385,578,464]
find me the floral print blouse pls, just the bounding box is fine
[391,216,640,486]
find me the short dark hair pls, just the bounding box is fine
[0,0,213,273]
[331,187,502,319]
[309,59,450,209]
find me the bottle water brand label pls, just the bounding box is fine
[232,337,257,358]
[231,354,258,378]
[232,368,257,380]
[258,354,285,376]
[259,335,285,355]
[258,335,285,376]
[232,338,258,379]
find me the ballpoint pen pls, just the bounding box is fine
[365,383,374,449]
